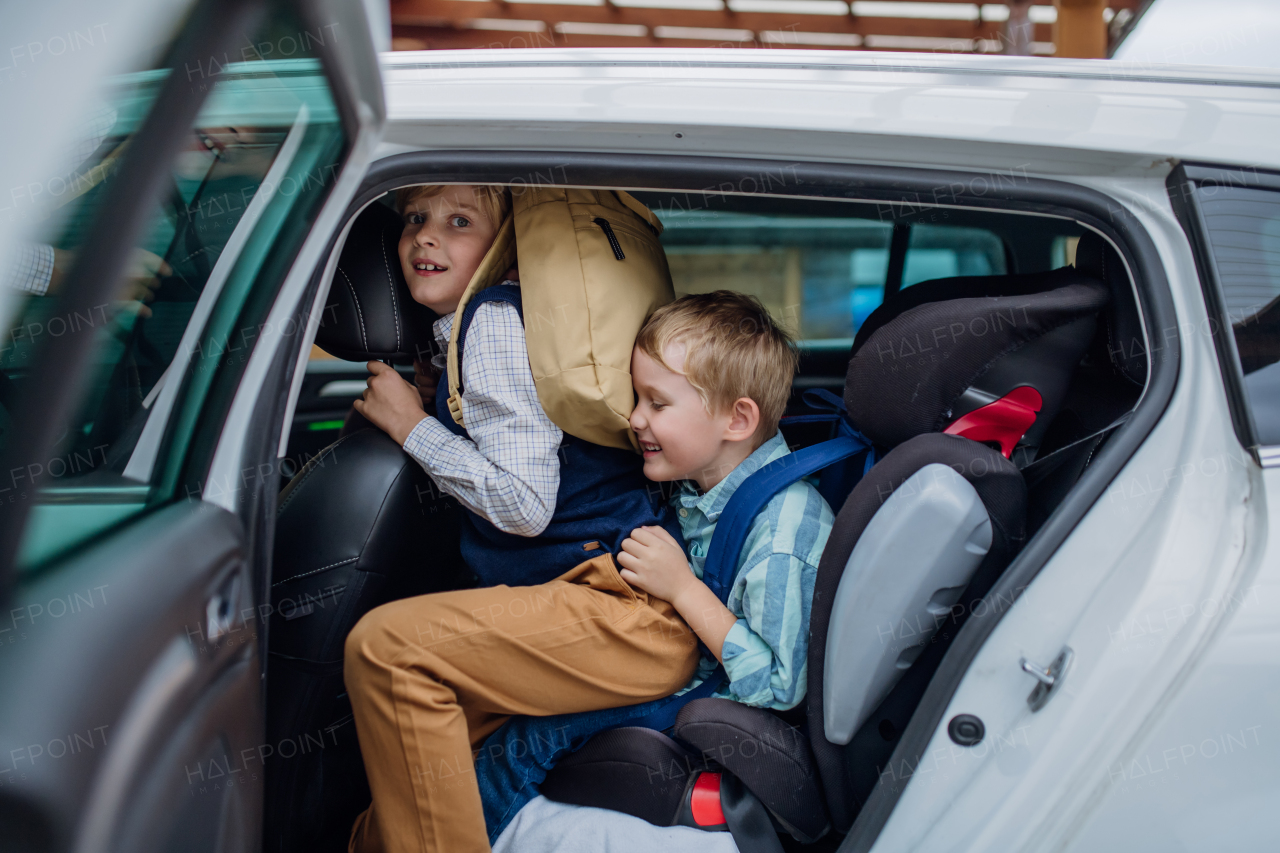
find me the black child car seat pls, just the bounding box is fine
[539,270,1112,850]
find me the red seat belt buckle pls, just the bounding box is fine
[944,386,1043,458]
[690,772,726,827]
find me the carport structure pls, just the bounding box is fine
[390,0,1148,57]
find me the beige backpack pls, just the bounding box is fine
[445,188,674,452]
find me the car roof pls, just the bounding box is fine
[378,48,1280,177]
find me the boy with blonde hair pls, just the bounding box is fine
[474,290,836,843]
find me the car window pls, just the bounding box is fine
[902,224,1007,287]
[2,6,347,566]
[1196,186,1280,447]
[659,211,1006,343]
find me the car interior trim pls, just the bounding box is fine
[204,121,381,514]
[1165,162,1266,462]
[72,637,198,853]
[276,205,368,459]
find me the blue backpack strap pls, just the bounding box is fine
[700,435,872,605]
[454,284,523,395]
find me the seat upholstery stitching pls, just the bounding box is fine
[340,267,369,352]
[277,432,358,515]
[272,556,360,587]
[382,233,401,353]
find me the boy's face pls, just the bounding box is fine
[398,185,499,315]
[630,343,750,491]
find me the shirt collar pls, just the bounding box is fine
[431,279,521,349]
[675,431,791,522]
[432,313,454,350]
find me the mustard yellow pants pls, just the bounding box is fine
[344,554,699,853]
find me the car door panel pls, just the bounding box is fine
[0,501,254,853]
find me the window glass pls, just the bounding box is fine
[902,224,1007,288]
[660,211,893,342]
[1,6,347,565]
[1198,186,1280,446]
[660,212,1009,342]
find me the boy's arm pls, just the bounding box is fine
[360,301,563,537]
[714,549,821,709]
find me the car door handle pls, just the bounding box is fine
[1020,646,1073,712]
[205,573,242,643]
[318,379,368,397]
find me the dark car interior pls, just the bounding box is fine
[264,186,1145,853]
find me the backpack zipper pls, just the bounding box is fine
[593,218,626,260]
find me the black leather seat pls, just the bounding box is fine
[264,202,470,853]
[542,270,1116,846]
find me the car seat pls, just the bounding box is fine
[539,273,1112,848]
[851,232,1144,532]
[264,202,471,853]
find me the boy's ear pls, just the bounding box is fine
[724,397,761,443]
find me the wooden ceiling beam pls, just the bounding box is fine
[390,6,1039,39]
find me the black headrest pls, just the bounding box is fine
[845,278,1110,452]
[317,202,438,364]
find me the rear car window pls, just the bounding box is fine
[1196,186,1280,447]
[658,211,1006,344]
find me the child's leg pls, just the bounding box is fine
[343,554,698,853]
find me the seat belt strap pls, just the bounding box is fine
[629,668,725,732]
[720,773,787,853]
[701,435,872,604]
[1019,413,1130,479]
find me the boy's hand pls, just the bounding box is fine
[413,358,441,409]
[619,525,738,662]
[353,361,428,446]
[617,526,697,605]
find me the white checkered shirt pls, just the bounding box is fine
[3,244,55,295]
[403,292,563,537]
[4,104,117,297]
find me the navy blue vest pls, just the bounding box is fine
[436,285,682,586]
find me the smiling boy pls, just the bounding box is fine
[473,291,836,843]
[344,184,698,853]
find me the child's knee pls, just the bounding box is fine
[344,604,396,679]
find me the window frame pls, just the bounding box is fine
[286,149,1177,849]
[1167,162,1280,465]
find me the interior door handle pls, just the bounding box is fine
[205,573,241,643]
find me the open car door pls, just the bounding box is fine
[0,1,384,850]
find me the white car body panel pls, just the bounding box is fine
[372,48,1276,849]
[380,49,1280,176]
[868,182,1266,851]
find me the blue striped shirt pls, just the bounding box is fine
[674,431,834,711]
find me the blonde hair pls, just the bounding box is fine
[636,291,798,442]
[395,184,512,226]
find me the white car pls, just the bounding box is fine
[1,1,1277,852]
